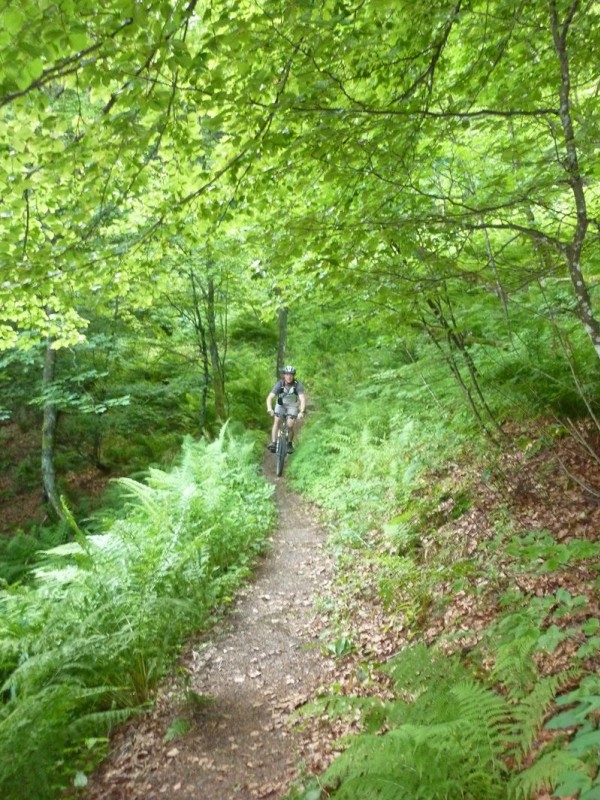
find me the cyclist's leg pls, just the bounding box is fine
[271,414,282,443]
[267,412,282,451]
[286,415,296,441]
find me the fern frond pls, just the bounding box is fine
[69,705,139,735]
[509,750,590,800]
[321,724,507,800]
[383,643,468,695]
[39,541,87,558]
[506,670,577,761]
[116,476,161,516]
[492,633,539,698]
[451,679,510,748]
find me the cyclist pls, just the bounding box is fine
[266,365,306,454]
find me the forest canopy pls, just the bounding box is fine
[1,0,599,356]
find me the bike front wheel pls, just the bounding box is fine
[276,429,287,477]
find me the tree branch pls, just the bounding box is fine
[0,18,134,108]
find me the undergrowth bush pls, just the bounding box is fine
[290,384,465,533]
[289,515,600,800]
[291,645,511,800]
[0,524,68,585]
[0,426,275,800]
[286,326,600,799]
[290,640,597,800]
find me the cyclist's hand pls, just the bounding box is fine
[298,411,305,419]
[267,409,275,416]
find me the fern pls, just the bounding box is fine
[0,430,275,800]
[320,722,507,800]
[509,676,600,797]
[309,646,510,800]
[69,705,140,736]
[505,672,576,763]
[297,644,587,800]
[383,642,468,696]
[509,750,590,800]
[116,475,162,517]
[492,633,540,699]
[450,679,510,749]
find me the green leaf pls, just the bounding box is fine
[2,8,25,35]
[26,58,44,82]
[69,30,88,51]
[537,624,567,653]
[567,727,600,757]
[554,770,592,796]
[163,717,191,742]
[582,618,600,636]
[577,637,600,658]
[581,784,600,800]
[547,692,600,729]
[303,790,322,800]
[73,771,88,788]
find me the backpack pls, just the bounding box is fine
[277,380,298,405]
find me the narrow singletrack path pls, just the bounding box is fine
[83,464,334,800]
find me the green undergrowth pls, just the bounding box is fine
[0,426,275,800]
[287,516,600,799]
[289,640,600,800]
[284,362,600,799]
[0,524,69,585]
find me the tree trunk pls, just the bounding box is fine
[549,1,600,358]
[189,271,210,433]
[276,306,288,377]
[206,277,226,420]
[41,342,63,520]
[424,295,501,438]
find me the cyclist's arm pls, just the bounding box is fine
[298,389,306,415]
[266,391,276,413]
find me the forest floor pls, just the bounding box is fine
[78,454,340,800]
[0,421,109,536]
[6,418,600,800]
[71,420,600,800]
[75,418,600,800]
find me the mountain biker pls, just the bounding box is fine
[266,365,306,454]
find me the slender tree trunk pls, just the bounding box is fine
[206,277,226,420]
[424,296,501,438]
[276,306,288,377]
[41,342,63,520]
[482,225,510,328]
[549,1,600,358]
[199,324,210,432]
[189,272,210,433]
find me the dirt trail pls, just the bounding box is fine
[83,461,334,800]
